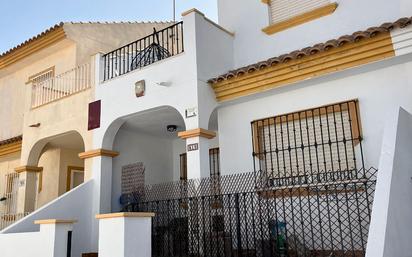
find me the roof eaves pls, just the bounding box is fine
[0,135,23,147]
[208,16,412,84]
[0,22,66,69]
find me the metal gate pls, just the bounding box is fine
[130,168,376,257]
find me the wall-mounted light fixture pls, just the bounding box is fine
[135,80,146,97]
[29,123,41,128]
[167,125,177,132]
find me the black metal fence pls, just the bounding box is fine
[128,168,377,257]
[103,22,184,81]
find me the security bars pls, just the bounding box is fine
[251,100,366,189]
[103,22,184,81]
[0,173,30,230]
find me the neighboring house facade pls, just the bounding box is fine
[0,0,412,256]
[0,21,172,228]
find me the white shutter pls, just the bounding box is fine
[270,0,331,24]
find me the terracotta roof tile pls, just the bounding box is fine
[0,21,174,59]
[0,135,22,147]
[0,23,64,58]
[208,16,412,84]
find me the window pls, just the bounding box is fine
[209,148,220,177]
[179,149,221,180]
[180,153,187,181]
[252,100,362,186]
[66,166,85,191]
[2,173,19,214]
[263,0,338,34]
[27,67,54,85]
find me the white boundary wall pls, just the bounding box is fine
[366,107,412,257]
[97,213,153,257]
[0,221,73,257]
[0,180,94,257]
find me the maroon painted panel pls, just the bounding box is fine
[88,100,101,130]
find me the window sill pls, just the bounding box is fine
[257,177,368,198]
[262,2,338,35]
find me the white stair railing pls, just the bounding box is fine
[31,62,92,108]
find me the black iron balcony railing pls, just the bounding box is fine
[103,21,184,81]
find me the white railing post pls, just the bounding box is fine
[96,212,154,257]
[30,62,92,108]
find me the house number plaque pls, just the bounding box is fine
[187,143,199,152]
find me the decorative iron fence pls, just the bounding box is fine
[102,22,184,81]
[128,168,377,257]
[31,62,92,108]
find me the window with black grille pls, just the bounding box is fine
[179,153,187,181]
[209,148,220,177]
[251,100,363,187]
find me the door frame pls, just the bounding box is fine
[66,166,85,191]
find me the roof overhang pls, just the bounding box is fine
[0,135,22,157]
[0,23,66,69]
[209,17,412,102]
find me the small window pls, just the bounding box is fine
[263,0,337,34]
[27,67,54,85]
[209,148,220,177]
[180,153,187,181]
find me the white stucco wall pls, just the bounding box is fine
[1,180,94,257]
[217,55,412,174]
[0,41,76,142]
[111,129,186,211]
[366,108,412,257]
[0,222,73,257]
[217,0,410,69]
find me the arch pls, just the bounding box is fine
[27,130,85,166]
[208,107,219,131]
[102,105,186,150]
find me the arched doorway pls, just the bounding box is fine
[27,131,85,210]
[109,106,186,211]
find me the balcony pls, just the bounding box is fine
[30,62,92,108]
[102,21,184,81]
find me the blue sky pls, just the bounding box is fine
[0,0,218,54]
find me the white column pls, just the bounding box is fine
[186,136,211,179]
[178,129,216,179]
[96,212,154,257]
[79,149,119,251]
[15,166,43,213]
